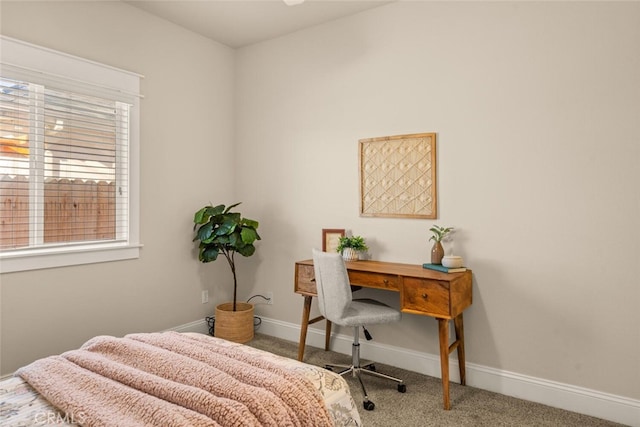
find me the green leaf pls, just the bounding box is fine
[225,212,242,223]
[241,218,259,229]
[215,219,237,236]
[201,235,216,244]
[236,244,255,257]
[207,204,226,216]
[215,235,231,245]
[193,207,209,224]
[228,232,240,247]
[196,222,214,242]
[223,202,242,213]
[240,227,258,244]
[200,246,219,262]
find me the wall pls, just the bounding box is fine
[0,1,236,374]
[235,0,640,402]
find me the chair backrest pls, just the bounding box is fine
[312,249,353,323]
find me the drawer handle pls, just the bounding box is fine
[383,279,389,285]
[422,293,428,300]
[310,278,315,282]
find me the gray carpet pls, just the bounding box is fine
[247,333,624,427]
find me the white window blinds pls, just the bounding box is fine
[0,36,142,272]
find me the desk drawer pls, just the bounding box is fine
[402,278,450,317]
[295,264,317,294]
[348,271,399,291]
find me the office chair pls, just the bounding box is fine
[312,249,406,411]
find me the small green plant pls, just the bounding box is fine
[336,235,369,253]
[429,225,453,243]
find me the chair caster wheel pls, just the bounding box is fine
[363,400,375,411]
[366,364,376,372]
[324,366,333,371]
[397,384,407,393]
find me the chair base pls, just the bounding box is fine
[325,327,406,411]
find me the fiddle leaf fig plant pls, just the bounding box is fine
[193,202,261,311]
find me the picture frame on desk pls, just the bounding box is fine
[322,229,345,253]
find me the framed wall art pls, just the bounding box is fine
[322,229,345,253]
[359,132,437,219]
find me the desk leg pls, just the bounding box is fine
[454,313,466,386]
[325,319,332,351]
[438,318,451,410]
[297,296,312,362]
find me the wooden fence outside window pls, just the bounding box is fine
[0,175,116,250]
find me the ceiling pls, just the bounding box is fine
[125,0,392,48]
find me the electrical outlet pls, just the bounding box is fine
[201,290,209,304]
[265,292,273,305]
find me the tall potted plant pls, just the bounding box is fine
[193,202,261,343]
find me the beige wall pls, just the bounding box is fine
[1,0,638,405]
[235,1,640,400]
[0,1,237,374]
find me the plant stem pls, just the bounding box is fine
[221,248,237,311]
[231,251,237,311]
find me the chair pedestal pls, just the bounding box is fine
[325,326,406,411]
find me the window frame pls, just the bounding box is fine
[0,36,142,273]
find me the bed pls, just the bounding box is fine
[0,331,361,427]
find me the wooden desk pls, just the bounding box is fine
[294,259,472,410]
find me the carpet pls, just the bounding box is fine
[247,333,624,427]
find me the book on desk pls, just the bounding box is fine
[422,263,467,273]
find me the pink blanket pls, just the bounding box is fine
[17,332,333,427]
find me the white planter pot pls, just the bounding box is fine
[342,248,359,261]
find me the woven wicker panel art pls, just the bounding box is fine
[359,132,436,219]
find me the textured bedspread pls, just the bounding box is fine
[14,332,339,427]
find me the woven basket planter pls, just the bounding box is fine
[214,302,254,343]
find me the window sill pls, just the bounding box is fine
[0,243,143,273]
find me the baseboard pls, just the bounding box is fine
[168,317,639,426]
[164,318,210,335]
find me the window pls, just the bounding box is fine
[0,36,142,272]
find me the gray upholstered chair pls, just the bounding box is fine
[312,249,406,411]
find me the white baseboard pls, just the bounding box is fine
[177,316,638,427]
[165,318,211,335]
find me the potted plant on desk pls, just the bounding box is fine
[193,202,261,343]
[336,235,369,261]
[429,225,453,264]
